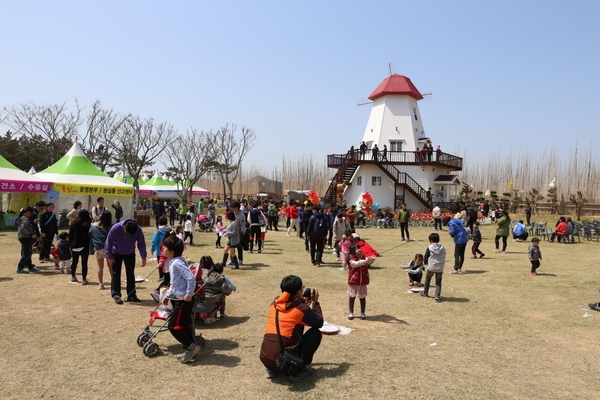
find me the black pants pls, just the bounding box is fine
[454,243,467,271]
[215,234,222,247]
[40,237,53,260]
[310,237,325,264]
[409,271,423,284]
[495,235,508,251]
[472,242,483,256]
[327,229,334,247]
[400,222,410,240]
[184,231,194,245]
[296,327,322,366]
[424,270,443,299]
[169,298,196,350]
[111,253,136,298]
[18,238,34,270]
[71,250,89,279]
[434,218,442,230]
[237,241,244,263]
[530,260,540,273]
[249,225,262,251]
[268,215,278,230]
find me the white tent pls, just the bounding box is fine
[34,142,135,220]
[0,155,52,225]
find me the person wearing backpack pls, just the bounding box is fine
[306,206,329,267]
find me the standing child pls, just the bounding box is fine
[338,229,353,271]
[215,215,224,249]
[421,233,447,303]
[175,225,185,243]
[160,235,202,363]
[471,221,485,259]
[528,237,542,276]
[56,232,72,274]
[347,243,375,320]
[184,215,195,246]
[151,216,171,282]
[403,253,424,287]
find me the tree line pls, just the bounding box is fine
[0,100,255,204]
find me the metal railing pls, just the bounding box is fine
[327,150,462,170]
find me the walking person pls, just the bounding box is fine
[398,203,411,241]
[448,213,468,274]
[39,202,59,263]
[306,206,329,267]
[432,203,443,231]
[221,211,240,270]
[69,209,92,285]
[471,221,485,259]
[494,211,511,253]
[16,206,39,274]
[89,211,112,289]
[528,237,542,276]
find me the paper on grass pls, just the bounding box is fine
[322,321,352,335]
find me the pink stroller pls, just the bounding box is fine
[197,214,212,232]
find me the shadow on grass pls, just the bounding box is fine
[442,297,470,303]
[0,277,14,282]
[368,314,409,324]
[535,273,557,277]
[270,362,352,389]
[163,339,242,367]
[462,270,487,274]
[200,315,250,329]
[238,262,271,270]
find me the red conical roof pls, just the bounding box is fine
[368,74,423,101]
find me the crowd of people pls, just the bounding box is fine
[13,195,600,378]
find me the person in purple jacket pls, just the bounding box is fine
[105,219,147,304]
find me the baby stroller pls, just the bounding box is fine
[136,262,208,358]
[197,214,212,232]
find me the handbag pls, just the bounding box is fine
[274,310,305,376]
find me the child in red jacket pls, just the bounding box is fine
[347,243,375,320]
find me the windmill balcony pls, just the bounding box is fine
[327,150,463,171]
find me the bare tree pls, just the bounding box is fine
[80,100,128,174]
[163,128,216,201]
[210,124,256,200]
[3,101,83,165]
[113,116,175,207]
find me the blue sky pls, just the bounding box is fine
[1,1,599,171]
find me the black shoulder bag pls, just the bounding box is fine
[274,310,305,376]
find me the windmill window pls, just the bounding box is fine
[357,176,362,186]
[413,108,418,121]
[389,141,403,152]
[371,176,381,186]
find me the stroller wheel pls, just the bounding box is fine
[137,331,152,347]
[143,341,160,357]
[195,335,207,349]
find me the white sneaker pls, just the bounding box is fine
[98,284,105,290]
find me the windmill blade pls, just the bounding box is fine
[357,98,373,107]
[421,92,433,101]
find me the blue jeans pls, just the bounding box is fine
[18,238,34,270]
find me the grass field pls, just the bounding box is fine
[1,215,599,399]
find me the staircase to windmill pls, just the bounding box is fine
[325,156,431,208]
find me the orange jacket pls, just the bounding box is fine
[259,291,323,369]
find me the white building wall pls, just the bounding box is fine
[361,96,425,152]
